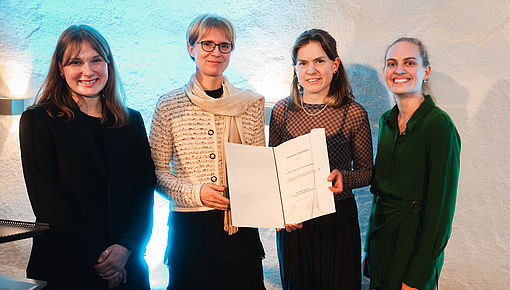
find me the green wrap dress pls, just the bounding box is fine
[365,95,461,290]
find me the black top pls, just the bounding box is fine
[205,86,224,99]
[74,111,108,235]
[269,97,373,199]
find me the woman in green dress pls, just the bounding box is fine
[364,38,461,290]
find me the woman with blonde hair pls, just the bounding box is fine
[150,14,266,290]
[364,37,461,290]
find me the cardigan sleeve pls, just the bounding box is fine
[251,98,266,147]
[403,115,461,289]
[19,109,105,265]
[149,96,204,208]
[117,111,156,252]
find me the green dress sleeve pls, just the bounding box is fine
[403,114,461,289]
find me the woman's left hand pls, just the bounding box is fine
[106,268,127,289]
[94,244,131,280]
[285,223,303,232]
[327,169,343,194]
[401,283,418,290]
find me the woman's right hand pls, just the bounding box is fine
[200,183,230,210]
[277,223,303,232]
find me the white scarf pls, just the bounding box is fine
[184,74,263,234]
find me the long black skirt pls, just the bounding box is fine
[166,209,266,290]
[277,198,361,290]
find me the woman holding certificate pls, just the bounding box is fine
[149,14,266,289]
[269,29,373,290]
[363,38,460,290]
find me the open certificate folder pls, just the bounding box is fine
[225,128,335,228]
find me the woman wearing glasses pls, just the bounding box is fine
[149,14,266,290]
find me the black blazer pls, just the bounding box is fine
[20,104,156,289]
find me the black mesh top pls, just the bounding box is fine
[269,97,373,199]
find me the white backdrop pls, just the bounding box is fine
[1,1,510,289]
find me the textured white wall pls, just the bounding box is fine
[1,1,509,289]
[0,115,35,276]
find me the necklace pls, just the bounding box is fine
[300,97,328,116]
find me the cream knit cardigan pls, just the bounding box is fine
[149,87,266,212]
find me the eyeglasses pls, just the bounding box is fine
[195,41,233,54]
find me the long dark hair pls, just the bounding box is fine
[290,29,354,108]
[34,25,129,128]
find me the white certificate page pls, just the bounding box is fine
[224,143,285,228]
[224,129,335,228]
[273,128,335,224]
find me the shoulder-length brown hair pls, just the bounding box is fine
[34,24,129,128]
[290,29,354,108]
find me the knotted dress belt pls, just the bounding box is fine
[377,195,423,213]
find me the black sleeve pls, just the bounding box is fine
[117,111,156,253]
[269,99,286,147]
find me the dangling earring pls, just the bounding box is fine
[293,74,303,92]
[60,72,65,79]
